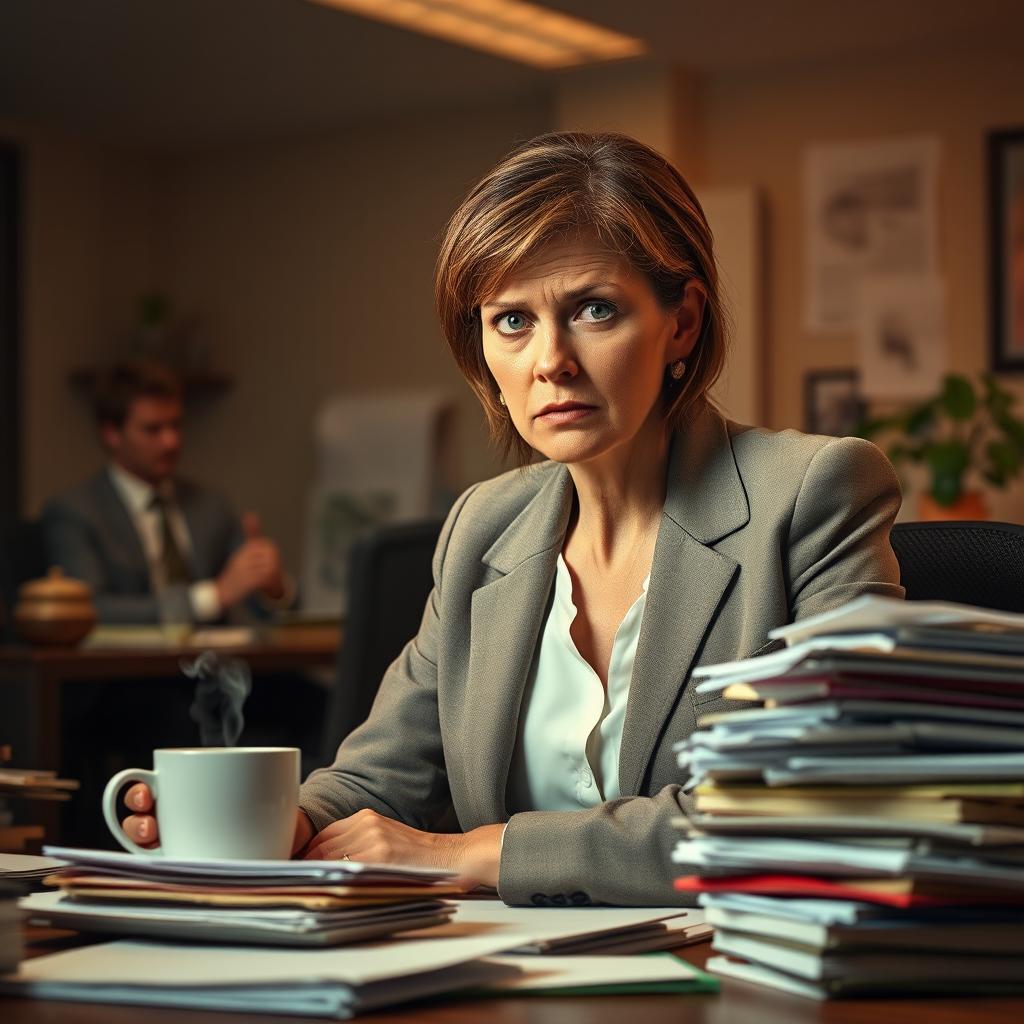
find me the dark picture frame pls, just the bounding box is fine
[989,128,1024,372]
[804,369,864,437]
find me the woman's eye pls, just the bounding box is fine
[496,312,529,334]
[578,301,616,323]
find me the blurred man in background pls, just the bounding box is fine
[42,360,291,623]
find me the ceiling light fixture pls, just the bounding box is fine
[305,0,647,69]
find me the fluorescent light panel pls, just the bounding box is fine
[307,0,647,68]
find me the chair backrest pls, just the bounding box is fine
[890,520,1024,612]
[0,519,47,639]
[321,518,445,762]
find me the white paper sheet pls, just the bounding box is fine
[10,933,522,986]
[768,595,1024,647]
[408,900,701,953]
[43,846,454,884]
[804,136,939,332]
[483,953,702,991]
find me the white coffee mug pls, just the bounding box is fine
[102,747,300,859]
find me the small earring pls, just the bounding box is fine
[498,393,506,406]
[670,360,686,380]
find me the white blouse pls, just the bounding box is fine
[506,554,650,813]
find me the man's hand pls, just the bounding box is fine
[302,809,504,889]
[216,513,286,608]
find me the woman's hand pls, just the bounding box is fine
[121,783,160,849]
[302,808,504,889]
[121,783,315,855]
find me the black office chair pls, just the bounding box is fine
[0,519,48,640]
[320,518,445,762]
[890,520,1024,612]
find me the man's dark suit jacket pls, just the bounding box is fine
[42,470,244,624]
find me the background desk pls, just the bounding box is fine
[0,629,339,843]
[2,927,1021,1023]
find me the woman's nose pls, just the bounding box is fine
[532,322,578,382]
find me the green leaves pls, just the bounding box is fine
[941,374,976,420]
[924,440,969,506]
[861,372,1024,504]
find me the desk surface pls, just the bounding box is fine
[0,627,341,679]
[2,927,1021,1023]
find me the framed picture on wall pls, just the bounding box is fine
[989,128,1024,372]
[804,369,864,437]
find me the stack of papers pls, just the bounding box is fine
[6,887,720,1014]
[0,935,522,1017]
[0,853,67,884]
[0,768,79,802]
[672,595,1024,999]
[699,893,1024,1000]
[0,937,719,1014]
[31,846,460,947]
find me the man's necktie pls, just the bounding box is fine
[151,494,192,585]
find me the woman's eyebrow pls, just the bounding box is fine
[481,281,622,312]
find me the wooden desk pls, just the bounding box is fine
[0,630,339,769]
[1,928,1021,1023]
[0,630,339,840]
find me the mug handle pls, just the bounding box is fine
[102,768,160,856]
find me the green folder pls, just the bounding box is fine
[467,954,720,998]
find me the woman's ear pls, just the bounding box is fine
[668,280,708,362]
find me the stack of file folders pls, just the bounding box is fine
[22,846,461,947]
[672,595,1024,1000]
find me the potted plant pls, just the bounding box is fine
[858,374,1024,520]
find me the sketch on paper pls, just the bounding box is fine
[859,275,946,400]
[805,137,939,331]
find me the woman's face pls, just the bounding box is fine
[480,231,705,468]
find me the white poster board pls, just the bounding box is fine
[805,136,940,332]
[301,393,456,615]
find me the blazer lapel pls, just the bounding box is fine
[618,405,750,796]
[464,465,573,824]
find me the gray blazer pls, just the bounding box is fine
[42,470,244,624]
[300,404,904,906]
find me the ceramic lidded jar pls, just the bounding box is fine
[14,567,97,646]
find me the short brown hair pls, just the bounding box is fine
[434,131,728,464]
[95,360,183,428]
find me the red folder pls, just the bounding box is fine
[674,874,1024,908]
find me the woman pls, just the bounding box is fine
[123,132,903,905]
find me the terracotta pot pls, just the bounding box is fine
[917,491,990,522]
[14,567,97,647]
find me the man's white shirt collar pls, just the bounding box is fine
[108,463,172,515]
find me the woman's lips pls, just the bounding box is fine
[534,403,596,424]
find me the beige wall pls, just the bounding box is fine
[161,101,548,569]
[14,45,1024,557]
[704,49,1024,421]
[3,122,162,516]
[702,48,1024,518]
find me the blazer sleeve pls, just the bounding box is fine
[496,436,904,907]
[41,498,168,625]
[785,435,904,620]
[298,486,477,833]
